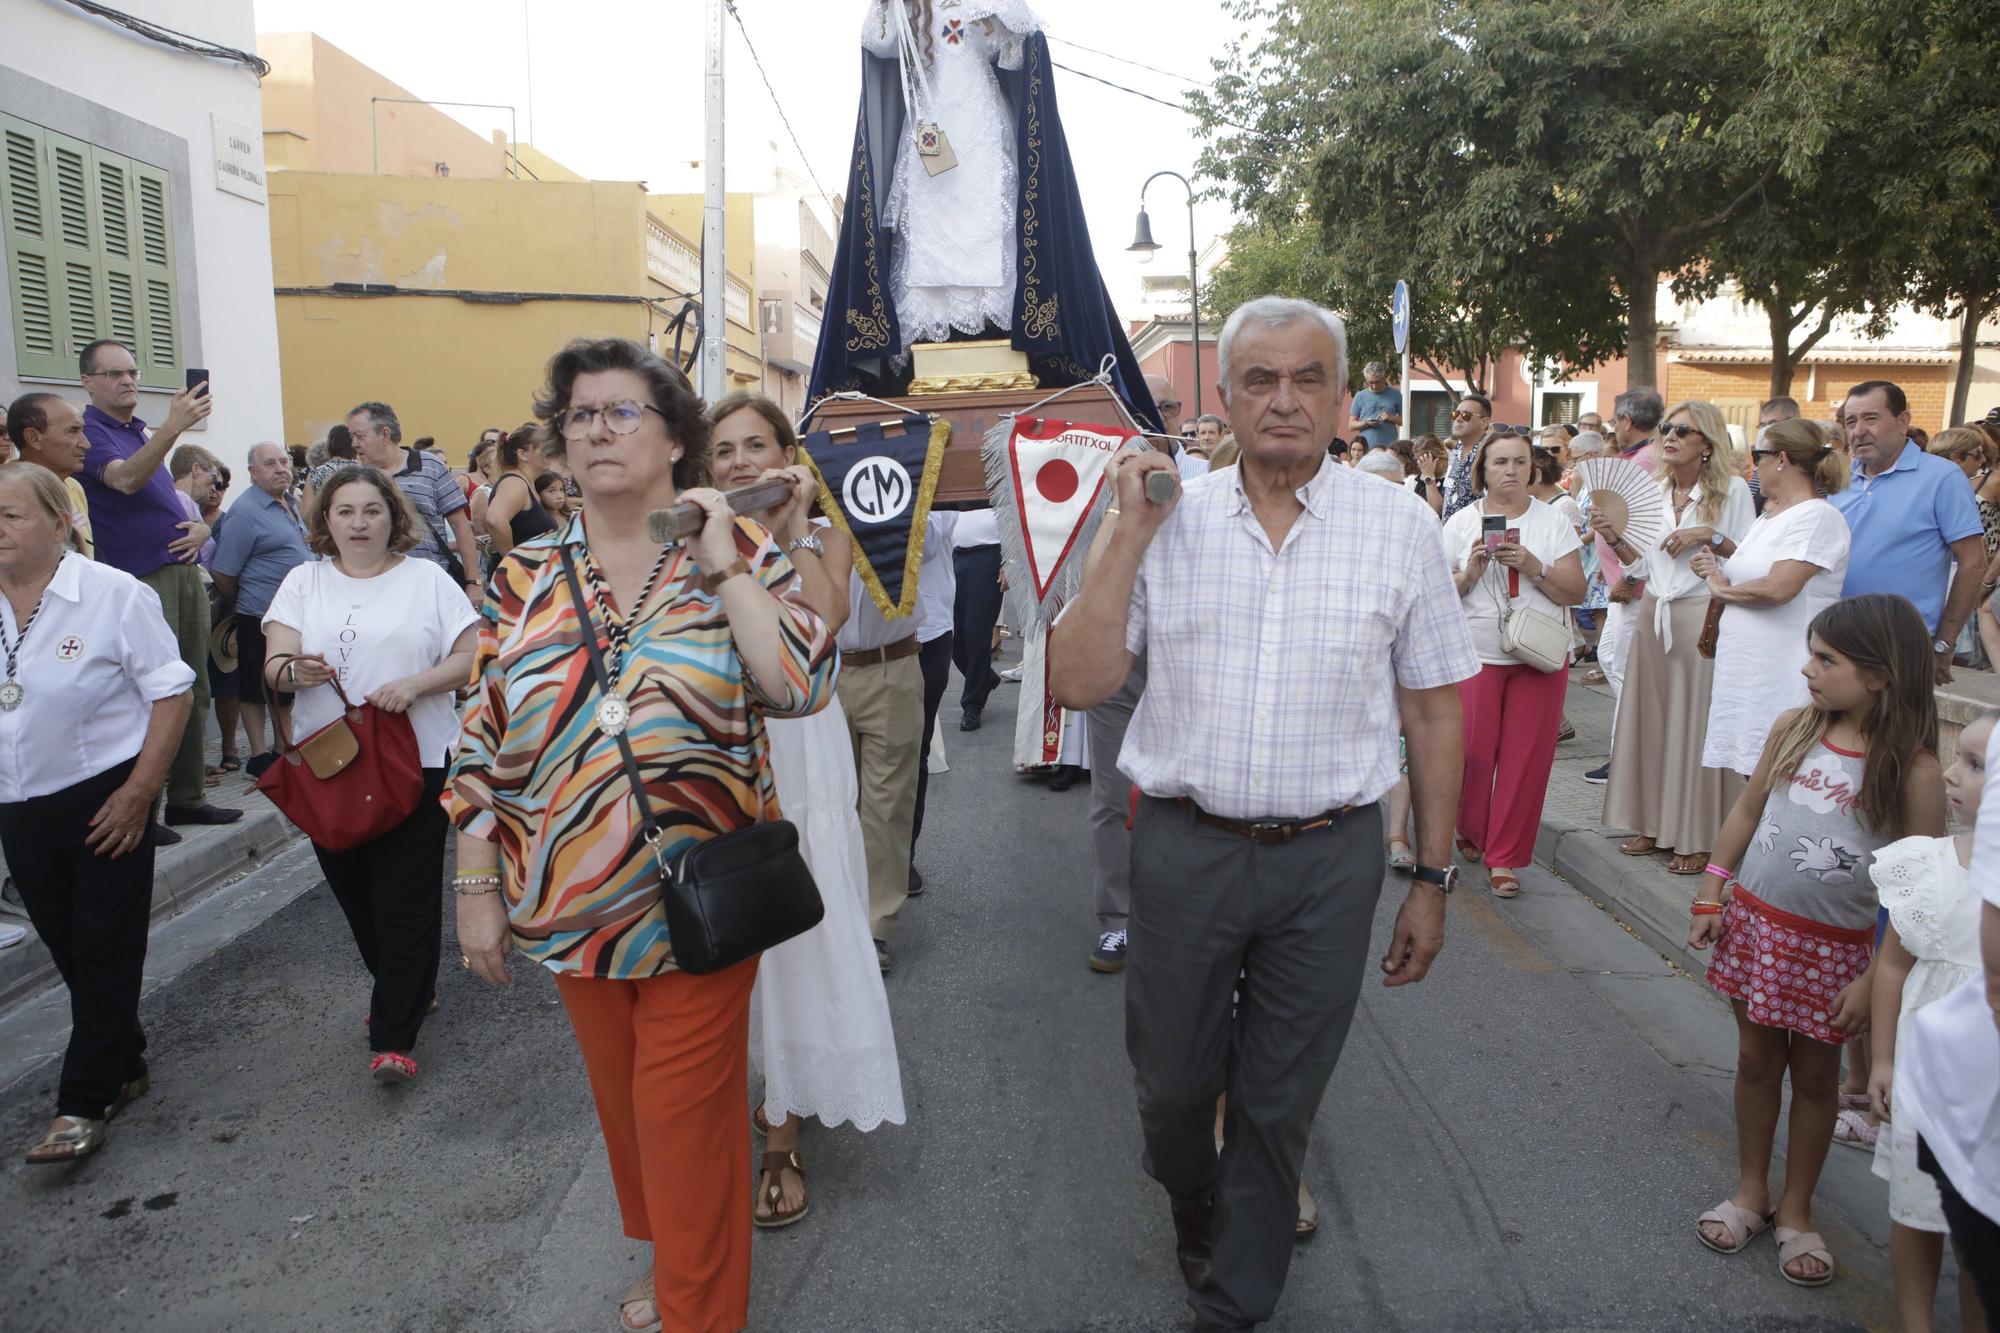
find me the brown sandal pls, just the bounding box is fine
[1619,836,1657,857]
[1489,870,1521,898]
[753,1149,809,1229]
[1454,837,1482,864]
[1668,853,1709,875]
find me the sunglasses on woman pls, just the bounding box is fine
[1659,423,1706,441]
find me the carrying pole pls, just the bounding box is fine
[700,0,728,398]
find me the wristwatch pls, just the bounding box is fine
[788,533,825,558]
[1412,864,1458,895]
[1708,530,1726,548]
[1933,636,1954,655]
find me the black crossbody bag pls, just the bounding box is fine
[557,547,823,974]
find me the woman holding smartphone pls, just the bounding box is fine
[1442,433,1587,896]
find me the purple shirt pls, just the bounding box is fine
[79,404,187,577]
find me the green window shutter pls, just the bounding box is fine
[94,151,140,352]
[129,161,180,386]
[0,113,182,385]
[0,112,70,378]
[43,127,104,368]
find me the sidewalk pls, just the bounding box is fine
[0,732,301,1010]
[1533,663,1993,977]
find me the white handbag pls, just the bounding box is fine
[1487,565,1571,674]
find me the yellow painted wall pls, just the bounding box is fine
[271,172,665,448]
[258,33,509,180]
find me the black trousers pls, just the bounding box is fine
[910,631,954,849]
[1126,797,1385,1331]
[312,768,448,1053]
[951,544,1004,711]
[0,758,152,1120]
[1919,1136,2000,1329]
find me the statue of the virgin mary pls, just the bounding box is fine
[808,1,1161,428]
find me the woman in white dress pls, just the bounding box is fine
[707,393,906,1229]
[1694,419,1852,777]
[861,0,1043,354]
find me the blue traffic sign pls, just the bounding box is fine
[1392,280,1411,355]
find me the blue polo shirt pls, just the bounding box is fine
[1829,439,1982,631]
[1351,386,1403,448]
[211,487,312,618]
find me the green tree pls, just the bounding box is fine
[1745,0,2000,422]
[1196,0,1772,388]
[1205,217,1518,397]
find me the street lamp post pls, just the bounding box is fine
[1129,170,1201,423]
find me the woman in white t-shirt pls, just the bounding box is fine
[262,465,479,1086]
[1694,419,1852,777]
[1442,433,1586,896]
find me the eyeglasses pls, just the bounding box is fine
[1158,400,1182,412]
[558,400,668,440]
[1751,448,1782,462]
[1450,410,1487,421]
[84,367,140,382]
[1660,423,1706,441]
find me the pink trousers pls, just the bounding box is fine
[1456,662,1568,870]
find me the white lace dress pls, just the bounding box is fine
[861,1,1040,352]
[1871,835,1984,1231]
[751,697,907,1131]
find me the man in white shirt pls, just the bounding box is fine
[951,507,1006,732]
[1053,296,1477,1329]
[908,511,957,897]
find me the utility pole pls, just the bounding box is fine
[700,0,727,399]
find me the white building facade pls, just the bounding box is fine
[1,0,283,478]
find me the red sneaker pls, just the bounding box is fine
[370,1051,418,1086]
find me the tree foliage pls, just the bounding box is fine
[1195,0,1773,388]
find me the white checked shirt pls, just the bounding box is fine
[1120,456,1478,820]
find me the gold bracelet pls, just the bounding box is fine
[453,883,500,897]
[454,873,500,888]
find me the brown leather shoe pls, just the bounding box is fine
[1171,1193,1214,1290]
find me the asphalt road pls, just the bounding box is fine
[0,668,1949,1331]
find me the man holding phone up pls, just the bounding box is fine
[76,341,240,836]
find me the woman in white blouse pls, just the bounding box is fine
[0,463,195,1164]
[1693,419,1852,776]
[262,466,478,1086]
[1443,432,1587,896]
[1599,401,1756,874]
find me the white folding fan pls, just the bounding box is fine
[1574,456,1667,554]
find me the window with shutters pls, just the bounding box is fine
[0,112,181,386]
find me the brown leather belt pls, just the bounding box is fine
[842,636,920,669]
[1177,797,1357,845]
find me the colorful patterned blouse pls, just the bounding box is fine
[447,513,838,978]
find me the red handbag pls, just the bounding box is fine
[255,656,424,851]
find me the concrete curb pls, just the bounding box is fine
[0,802,301,1012]
[1535,815,1709,979]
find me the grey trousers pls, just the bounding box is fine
[1086,658,1147,933]
[1126,796,1385,1331]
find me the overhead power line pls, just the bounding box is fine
[1049,35,1214,90]
[1050,59,1273,140]
[724,0,833,202]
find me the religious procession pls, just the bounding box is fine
[1,0,1998,1330]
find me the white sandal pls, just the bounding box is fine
[1776,1226,1834,1286]
[1695,1199,1773,1254]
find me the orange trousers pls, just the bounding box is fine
[556,958,759,1333]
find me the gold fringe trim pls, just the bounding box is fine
[801,416,952,620]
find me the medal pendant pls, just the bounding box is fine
[0,680,21,711]
[596,695,631,736]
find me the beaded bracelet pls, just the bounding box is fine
[454,873,501,897]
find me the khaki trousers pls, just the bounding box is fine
[138,563,211,808]
[838,654,923,942]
